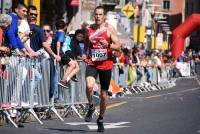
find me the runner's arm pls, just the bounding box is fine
[108,25,121,50]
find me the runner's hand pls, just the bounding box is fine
[100,39,109,47]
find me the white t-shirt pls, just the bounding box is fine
[18,19,30,48]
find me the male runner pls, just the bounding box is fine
[84,6,121,132]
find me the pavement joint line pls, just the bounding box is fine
[145,87,200,99]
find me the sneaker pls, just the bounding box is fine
[33,102,38,106]
[85,106,95,122]
[71,75,79,82]
[58,80,69,88]
[97,119,104,132]
[21,102,30,107]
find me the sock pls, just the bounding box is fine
[98,115,103,121]
[67,77,71,82]
[64,77,70,82]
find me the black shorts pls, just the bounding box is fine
[61,55,71,65]
[85,65,112,91]
[61,51,75,65]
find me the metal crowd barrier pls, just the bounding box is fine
[195,61,200,80]
[0,56,88,127]
[0,56,193,128]
[111,63,183,96]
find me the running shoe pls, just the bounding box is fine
[85,106,95,122]
[71,75,79,82]
[97,119,104,132]
[58,80,69,89]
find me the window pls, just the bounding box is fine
[163,0,170,10]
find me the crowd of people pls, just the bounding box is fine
[114,45,200,88]
[0,2,200,132]
[0,3,121,132]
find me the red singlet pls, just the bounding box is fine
[86,24,113,70]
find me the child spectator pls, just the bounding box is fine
[52,20,79,88]
[71,29,86,60]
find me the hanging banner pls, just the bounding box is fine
[133,25,145,43]
[157,33,163,49]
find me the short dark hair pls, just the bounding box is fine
[12,2,27,12]
[94,5,106,15]
[55,20,65,30]
[75,29,84,36]
[28,5,37,11]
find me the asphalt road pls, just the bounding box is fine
[1,77,200,134]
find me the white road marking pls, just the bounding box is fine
[65,122,131,130]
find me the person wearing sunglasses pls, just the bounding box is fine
[18,4,39,58]
[28,5,58,61]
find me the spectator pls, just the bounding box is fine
[52,20,80,89]
[71,29,86,60]
[0,14,12,77]
[0,14,12,54]
[4,3,29,57]
[18,5,38,58]
[27,5,52,60]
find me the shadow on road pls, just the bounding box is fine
[47,128,97,133]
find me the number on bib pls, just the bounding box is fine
[91,49,108,61]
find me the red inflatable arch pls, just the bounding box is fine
[171,14,200,59]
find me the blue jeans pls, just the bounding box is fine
[146,67,153,83]
[50,59,58,99]
[136,67,143,82]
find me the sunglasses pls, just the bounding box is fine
[30,13,38,17]
[43,29,50,33]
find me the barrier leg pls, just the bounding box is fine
[136,86,143,93]
[66,81,83,119]
[2,110,18,128]
[28,108,43,125]
[66,105,83,119]
[131,86,139,93]
[150,84,159,91]
[50,107,64,121]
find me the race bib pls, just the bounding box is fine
[91,49,108,61]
